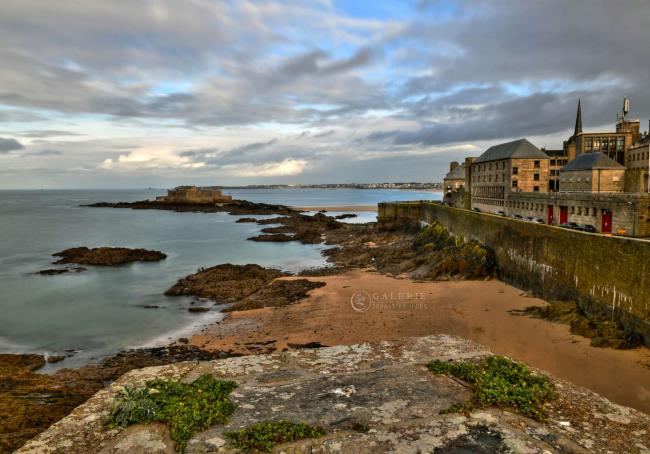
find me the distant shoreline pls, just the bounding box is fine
[294,205,377,212]
[218,185,443,191]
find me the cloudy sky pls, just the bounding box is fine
[1,0,649,188]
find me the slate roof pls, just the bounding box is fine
[444,165,465,180]
[561,152,624,171]
[474,139,549,163]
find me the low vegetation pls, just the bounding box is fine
[224,420,325,453]
[427,355,556,421]
[109,374,237,452]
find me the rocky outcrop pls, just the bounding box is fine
[0,347,235,454]
[248,213,343,244]
[165,264,286,303]
[17,336,650,454]
[321,220,495,281]
[36,267,86,275]
[164,264,325,311]
[52,247,166,266]
[247,233,294,242]
[224,279,326,312]
[85,199,296,216]
[511,301,644,349]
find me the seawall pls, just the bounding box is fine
[378,201,650,345]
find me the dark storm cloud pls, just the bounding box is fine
[0,137,24,153]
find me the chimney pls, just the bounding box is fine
[450,161,459,172]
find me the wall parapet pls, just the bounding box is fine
[378,201,650,345]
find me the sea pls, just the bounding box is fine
[0,188,441,370]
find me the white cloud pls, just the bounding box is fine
[225,158,309,177]
[101,147,196,170]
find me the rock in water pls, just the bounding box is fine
[165,264,325,311]
[52,247,167,266]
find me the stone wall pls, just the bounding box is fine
[378,201,650,345]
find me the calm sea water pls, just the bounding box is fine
[0,188,440,369]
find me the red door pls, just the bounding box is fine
[601,209,612,233]
[547,205,554,225]
[560,206,568,224]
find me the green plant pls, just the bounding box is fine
[225,420,326,453]
[110,386,159,427]
[109,374,238,452]
[428,355,556,421]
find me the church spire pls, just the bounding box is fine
[574,99,582,136]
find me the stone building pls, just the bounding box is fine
[442,161,465,191]
[624,140,649,192]
[563,98,640,164]
[156,186,232,204]
[468,138,550,212]
[541,148,568,192]
[439,97,650,236]
[442,161,466,208]
[558,152,625,193]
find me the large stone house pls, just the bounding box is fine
[468,138,550,212]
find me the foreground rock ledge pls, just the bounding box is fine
[18,336,650,454]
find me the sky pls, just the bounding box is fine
[1,0,649,189]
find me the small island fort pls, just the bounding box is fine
[156,185,232,204]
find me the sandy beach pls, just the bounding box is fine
[190,269,650,415]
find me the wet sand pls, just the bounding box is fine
[191,269,650,415]
[293,205,377,212]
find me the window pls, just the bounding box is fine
[571,206,575,214]
[593,137,600,150]
[592,208,597,216]
[533,186,539,192]
[534,173,540,181]
[550,159,556,166]
[602,137,609,150]
[534,160,540,168]
[585,137,592,150]
[512,180,518,188]
[578,207,582,215]
[512,166,518,175]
